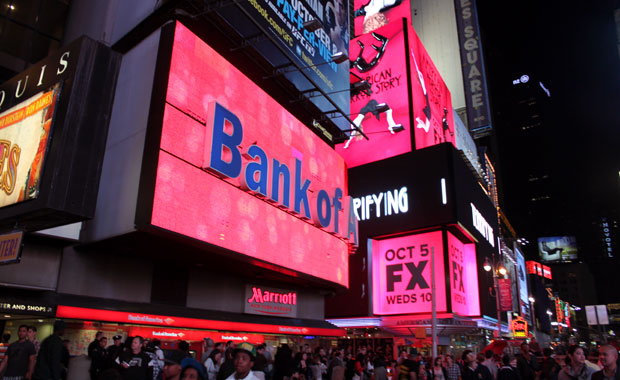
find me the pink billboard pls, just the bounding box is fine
[353,0,411,36]
[371,231,447,315]
[336,21,411,168]
[408,27,455,150]
[447,232,480,317]
[149,22,357,287]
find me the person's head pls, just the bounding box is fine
[209,349,222,363]
[1,333,10,343]
[215,342,224,351]
[234,342,256,378]
[434,357,442,367]
[599,345,618,369]
[462,350,475,364]
[99,337,108,348]
[131,336,144,354]
[543,347,553,358]
[113,335,122,346]
[53,320,66,335]
[27,326,37,340]
[567,345,586,367]
[179,340,190,353]
[227,341,235,349]
[445,354,453,366]
[257,344,265,355]
[520,343,530,354]
[164,350,186,379]
[152,339,161,348]
[181,358,206,380]
[485,350,493,360]
[17,325,28,340]
[96,331,104,340]
[502,354,515,366]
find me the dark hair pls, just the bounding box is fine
[2,333,10,342]
[209,349,222,362]
[18,324,29,330]
[152,339,161,347]
[132,336,144,346]
[179,340,190,352]
[502,354,513,366]
[462,350,473,362]
[28,326,37,332]
[434,357,442,366]
[485,350,493,359]
[445,354,453,360]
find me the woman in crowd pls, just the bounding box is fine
[204,349,222,380]
[497,355,519,380]
[558,346,597,380]
[428,357,447,380]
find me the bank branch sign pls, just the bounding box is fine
[146,22,357,287]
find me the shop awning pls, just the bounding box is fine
[55,295,345,337]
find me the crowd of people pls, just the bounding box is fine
[0,323,618,380]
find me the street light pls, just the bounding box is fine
[528,296,536,339]
[483,256,507,338]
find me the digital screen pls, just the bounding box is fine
[353,0,410,36]
[407,26,455,150]
[538,236,578,262]
[336,21,411,168]
[371,231,447,315]
[515,247,529,315]
[151,22,353,287]
[447,232,480,317]
[0,83,60,208]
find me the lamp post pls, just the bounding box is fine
[528,296,537,339]
[484,256,507,338]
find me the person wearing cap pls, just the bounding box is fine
[163,350,186,380]
[180,357,206,380]
[32,320,66,380]
[226,342,260,380]
[107,335,124,369]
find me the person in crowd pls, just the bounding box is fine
[429,357,447,380]
[204,349,222,380]
[178,342,191,360]
[253,345,267,380]
[0,333,10,365]
[482,351,498,380]
[529,339,542,356]
[308,354,322,380]
[225,342,260,380]
[374,358,387,380]
[295,352,311,380]
[398,352,418,380]
[119,336,152,380]
[144,340,163,380]
[417,363,429,380]
[497,355,518,380]
[108,336,124,370]
[32,320,66,380]
[558,345,597,380]
[592,345,619,380]
[540,347,559,380]
[517,343,538,380]
[226,343,235,352]
[201,339,216,367]
[327,350,344,380]
[0,324,36,380]
[60,339,70,380]
[90,336,109,379]
[584,349,601,372]
[444,355,461,380]
[89,332,105,359]
[217,349,236,380]
[461,350,492,380]
[27,327,40,355]
[180,358,206,380]
[274,344,294,380]
[163,350,186,380]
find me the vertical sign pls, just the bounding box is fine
[515,248,529,316]
[585,305,598,325]
[448,232,480,316]
[453,0,492,135]
[498,278,512,312]
[371,231,447,315]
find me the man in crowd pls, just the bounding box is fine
[163,350,186,380]
[482,351,498,380]
[27,328,39,356]
[592,345,619,380]
[89,336,108,379]
[516,343,538,380]
[226,342,260,380]
[87,331,103,360]
[32,320,66,380]
[444,355,461,380]
[0,325,36,380]
[253,344,268,380]
[107,335,123,369]
[462,350,492,380]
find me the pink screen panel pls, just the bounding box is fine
[372,231,447,315]
[447,232,480,317]
[151,22,350,287]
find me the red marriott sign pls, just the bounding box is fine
[245,285,298,318]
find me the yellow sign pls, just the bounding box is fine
[0,231,23,264]
[512,316,528,338]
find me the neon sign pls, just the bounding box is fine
[352,187,408,221]
[245,285,298,318]
[512,316,528,338]
[447,232,480,317]
[471,203,495,247]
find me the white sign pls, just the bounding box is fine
[471,203,494,247]
[353,187,408,221]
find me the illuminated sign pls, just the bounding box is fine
[526,261,552,279]
[471,203,495,247]
[128,327,265,344]
[0,231,23,265]
[336,21,411,168]
[353,187,408,221]
[57,306,345,336]
[448,232,480,317]
[142,22,356,287]
[538,236,578,262]
[0,301,54,315]
[353,0,410,35]
[511,316,528,338]
[515,248,529,315]
[601,217,614,257]
[371,231,447,315]
[0,86,60,208]
[245,285,298,318]
[408,25,455,150]
[498,278,512,312]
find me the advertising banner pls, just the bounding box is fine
[245,284,298,318]
[538,236,578,262]
[498,278,513,312]
[447,232,480,317]
[371,231,447,315]
[453,0,492,135]
[515,247,529,315]
[0,85,60,208]
[237,0,349,112]
[511,316,528,338]
[407,26,455,150]
[128,327,265,344]
[336,20,411,167]
[145,22,356,287]
[353,0,411,36]
[0,231,23,265]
